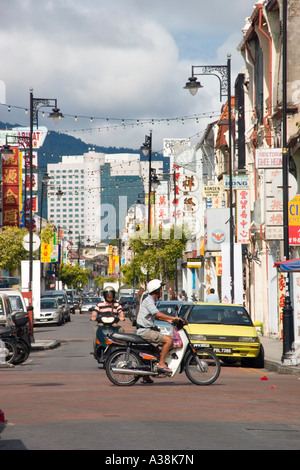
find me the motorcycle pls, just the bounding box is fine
[11,311,31,364]
[0,312,31,365]
[92,311,123,365]
[104,319,221,386]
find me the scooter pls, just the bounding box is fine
[11,311,31,365]
[93,311,123,365]
[104,319,221,386]
[0,312,31,365]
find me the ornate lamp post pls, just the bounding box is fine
[281,0,294,364]
[184,54,234,302]
[29,89,63,293]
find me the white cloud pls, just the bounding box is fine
[0,0,256,150]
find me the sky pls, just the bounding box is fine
[0,0,257,153]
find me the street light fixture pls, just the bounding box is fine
[184,54,234,303]
[29,89,63,293]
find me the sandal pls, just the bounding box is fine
[157,366,172,373]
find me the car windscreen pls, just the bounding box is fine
[187,305,253,326]
[8,296,24,311]
[156,304,178,316]
[41,299,57,309]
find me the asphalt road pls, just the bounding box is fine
[0,314,300,453]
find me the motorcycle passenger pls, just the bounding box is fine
[91,286,125,340]
[137,279,183,373]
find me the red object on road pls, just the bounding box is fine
[0,409,5,422]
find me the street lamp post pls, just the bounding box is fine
[141,130,153,237]
[29,89,63,294]
[281,0,294,364]
[184,54,234,302]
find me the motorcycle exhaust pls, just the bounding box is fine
[111,367,155,376]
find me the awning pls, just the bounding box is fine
[274,258,300,272]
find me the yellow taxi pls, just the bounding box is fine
[182,302,264,367]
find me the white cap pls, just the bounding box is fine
[146,279,165,294]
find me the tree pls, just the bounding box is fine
[40,222,55,244]
[0,227,29,274]
[121,225,189,286]
[94,275,117,290]
[58,264,91,290]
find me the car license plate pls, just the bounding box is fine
[214,348,232,354]
[193,343,211,348]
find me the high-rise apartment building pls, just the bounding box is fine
[46,150,157,244]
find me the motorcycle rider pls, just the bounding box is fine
[91,286,125,339]
[137,279,183,374]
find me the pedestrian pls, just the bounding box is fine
[205,288,220,303]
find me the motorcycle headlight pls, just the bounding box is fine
[189,334,207,341]
[101,317,116,324]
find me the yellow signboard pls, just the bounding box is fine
[41,243,51,263]
[289,195,300,226]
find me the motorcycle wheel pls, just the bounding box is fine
[105,349,142,386]
[3,339,18,364]
[185,349,220,385]
[13,339,30,365]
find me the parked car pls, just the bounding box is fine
[0,292,14,326]
[80,297,101,314]
[0,289,28,315]
[154,301,185,336]
[35,298,64,326]
[181,302,264,368]
[41,290,71,322]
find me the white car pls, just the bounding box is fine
[35,298,64,326]
[0,289,28,314]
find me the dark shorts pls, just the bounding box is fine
[140,329,165,347]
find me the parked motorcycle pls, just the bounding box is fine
[93,311,122,365]
[0,327,18,364]
[11,311,31,364]
[104,319,221,386]
[0,312,31,365]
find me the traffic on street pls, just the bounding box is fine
[1,310,300,451]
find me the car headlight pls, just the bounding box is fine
[239,336,259,343]
[189,334,207,341]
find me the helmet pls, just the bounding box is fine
[146,279,165,295]
[103,286,116,300]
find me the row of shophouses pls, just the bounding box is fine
[130,1,300,347]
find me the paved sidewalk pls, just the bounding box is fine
[260,335,300,376]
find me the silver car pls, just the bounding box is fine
[35,298,64,326]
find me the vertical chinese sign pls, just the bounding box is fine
[236,190,250,243]
[2,147,19,227]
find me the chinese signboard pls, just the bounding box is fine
[41,243,51,263]
[265,169,283,240]
[289,194,300,245]
[2,147,19,227]
[236,190,250,243]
